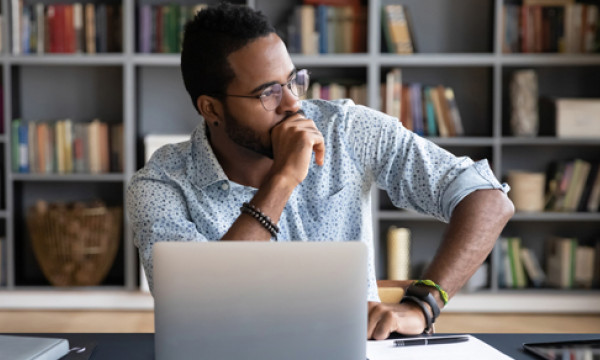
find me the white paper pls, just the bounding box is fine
[367,335,514,360]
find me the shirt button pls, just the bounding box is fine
[221,182,229,191]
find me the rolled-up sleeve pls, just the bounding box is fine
[344,105,507,222]
[441,159,509,220]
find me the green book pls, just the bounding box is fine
[11,119,21,172]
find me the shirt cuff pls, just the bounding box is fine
[441,159,510,221]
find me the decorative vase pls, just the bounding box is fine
[510,70,538,136]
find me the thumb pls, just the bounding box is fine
[314,141,325,166]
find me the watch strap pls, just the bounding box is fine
[400,295,434,334]
[405,284,441,321]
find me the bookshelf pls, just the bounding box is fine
[0,0,598,312]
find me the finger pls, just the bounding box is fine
[313,137,325,166]
[372,311,396,340]
[367,304,383,339]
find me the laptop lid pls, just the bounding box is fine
[153,241,367,360]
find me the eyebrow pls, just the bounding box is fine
[249,69,297,95]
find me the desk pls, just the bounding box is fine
[10,333,600,359]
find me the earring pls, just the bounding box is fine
[213,121,218,127]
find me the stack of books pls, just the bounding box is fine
[11,118,123,174]
[545,159,600,213]
[382,69,464,137]
[12,1,123,54]
[307,81,367,105]
[503,0,600,53]
[137,4,207,53]
[286,0,367,54]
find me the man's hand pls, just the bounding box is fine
[367,301,428,340]
[269,113,325,187]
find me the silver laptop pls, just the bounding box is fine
[153,241,367,360]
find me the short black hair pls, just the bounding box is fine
[181,2,276,113]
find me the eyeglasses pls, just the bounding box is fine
[220,69,310,111]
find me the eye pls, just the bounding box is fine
[261,86,275,97]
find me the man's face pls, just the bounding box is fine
[219,33,302,158]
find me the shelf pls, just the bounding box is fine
[501,54,600,66]
[0,210,7,219]
[9,54,125,66]
[448,291,600,313]
[0,290,154,310]
[379,210,600,222]
[378,53,496,67]
[429,137,495,147]
[291,53,371,67]
[11,173,125,182]
[511,212,600,222]
[502,137,600,146]
[0,135,6,143]
[378,210,436,221]
[134,54,180,66]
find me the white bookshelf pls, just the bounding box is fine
[0,0,598,311]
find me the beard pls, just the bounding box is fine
[223,107,274,159]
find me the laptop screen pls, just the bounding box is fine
[153,241,367,360]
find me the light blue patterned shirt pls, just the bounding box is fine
[127,99,507,300]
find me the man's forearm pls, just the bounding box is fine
[422,189,514,308]
[220,173,297,241]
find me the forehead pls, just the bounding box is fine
[226,33,294,91]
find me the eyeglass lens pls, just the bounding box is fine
[260,70,310,111]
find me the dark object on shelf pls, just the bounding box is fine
[26,200,122,286]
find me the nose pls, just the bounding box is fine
[275,83,301,115]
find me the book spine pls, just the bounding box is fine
[18,122,29,173]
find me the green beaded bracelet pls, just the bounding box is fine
[414,279,449,306]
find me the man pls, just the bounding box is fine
[127,2,514,340]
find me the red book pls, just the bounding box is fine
[47,5,57,53]
[55,5,66,53]
[155,6,163,53]
[65,5,75,53]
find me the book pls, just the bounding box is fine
[586,166,600,212]
[437,85,456,136]
[444,87,464,136]
[0,335,68,359]
[503,5,520,53]
[508,237,527,288]
[400,84,413,131]
[574,246,595,288]
[546,237,577,288]
[520,247,546,287]
[387,226,411,281]
[498,238,513,288]
[74,3,83,53]
[429,86,449,137]
[85,3,96,54]
[382,5,414,54]
[563,159,591,212]
[18,122,29,173]
[423,87,438,136]
[409,83,424,136]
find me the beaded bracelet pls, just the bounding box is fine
[240,202,279,240]
[414,280,449,306]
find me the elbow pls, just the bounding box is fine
[499,191,515,223]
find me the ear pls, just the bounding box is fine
[197,95,224,125]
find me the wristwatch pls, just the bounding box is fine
[405,284,441,321]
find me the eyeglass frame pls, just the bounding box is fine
[213,69,310,111]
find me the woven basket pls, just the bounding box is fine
[27,203,122,287]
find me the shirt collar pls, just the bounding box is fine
[189,121,229,189]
